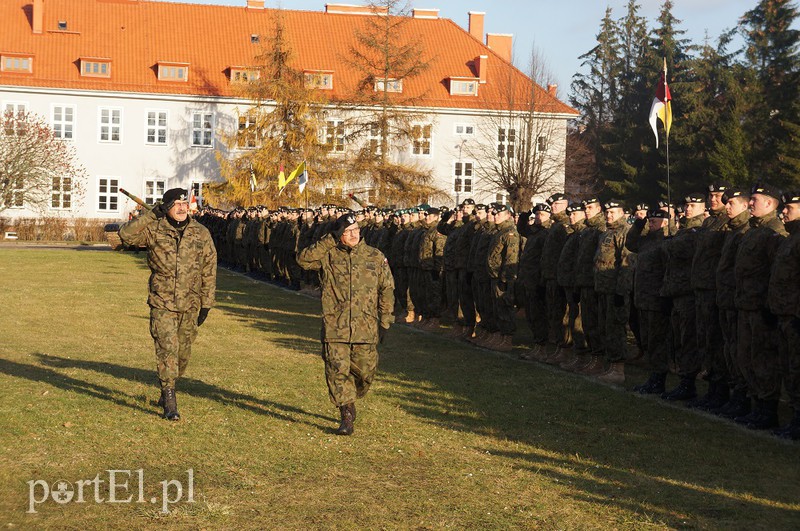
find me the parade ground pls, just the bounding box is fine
[1,247,798,529]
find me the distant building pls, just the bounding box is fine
[0,0,577,219]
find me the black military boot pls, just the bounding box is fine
[774,410,800,440]
[661,376,697,401]
[712,388,750,418]
[335,404,354,435]
[698,381,730,412]
[162,387,180,421]
[687,380,717,409]
[734,399,766,427]
[740,399,779,430]
[633,372,667,395]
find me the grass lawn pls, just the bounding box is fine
[0,247,798,530]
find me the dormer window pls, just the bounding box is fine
[1,54,33,74]
[58,21,67,30]
[374,78,402,93]
[449,77,479,96]
[230,67,260,83]
[158,62,189,82]
[80,58,111,78]
[304,70,333,90]
[250,34,260,44]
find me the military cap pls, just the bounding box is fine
[546,193,568,205]
[656,200,673,209]
[532,203,551,213]
[162,188,188,208]
[493,203,514,214]
[460,198,476,206]
[566,202,585,213]
[417,203,431,211]
[782,191,800,204]
[708,180,732,193]
[603,199,624,210]
[582,197,600,207]
[425,207,441,216]
[634,203,650,212]
[684,193,706,204]
[751,182,782,200]
[675,205,686,214]
[648,209,669,219]
[475,203,488,212]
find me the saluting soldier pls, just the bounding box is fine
[486,203,520,352]
[418,207,447,330]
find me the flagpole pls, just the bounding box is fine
[664,57,671,222]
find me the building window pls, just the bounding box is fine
[98,177,119,211]
[411,124,432,156]
[320,120,345,153]
[144,179,166,206]
[3,102,28,134]
[99,107,122,143]
[304,71,333,90]
[81,60,111,78]
[455,124,474,136]
[190,182,204,206]
[537,135,548,152]
[9,176,24,208]
[231,68,260,83]
[449,78,478,96]
[367,122,382,155]
[1,55,33,73]
[51,176,72,210]
[250,34,260,44]
[495,193,508,205]
[374,78,402,93]
[237,113,260,149]
[145,110,168,145]
[497,127,516,159]
[454,161,473,193]
[158,63,189,82]
[325,186,343,199]
[191,112,213,147]
[52,105,75,140]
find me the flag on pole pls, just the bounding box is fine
[249,164,257,193]
[648,58,673,148]
[277,163,287,194]
[296,161,308,193]
[188,187,199,212]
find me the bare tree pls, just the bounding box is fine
[467,46,568,211]
[564,125,602,199]
[0,110,85,214]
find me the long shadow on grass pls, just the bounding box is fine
[27,354,334,429]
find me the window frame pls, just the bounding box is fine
[497,127,516,160]
[98,106,123,143]
[97,176,120,213]
[190,111,214,148]
[320,119,346,154]
[145,109,168,146]
[374,78,402,93]
[1,54,33,74]
[157,63,189,82]
[51,104,76,141]
[50,174,72,211]
[304,71,334,90]
[80,59,111,78]
[454,123,475,136]
[411,123,432,157]
[453,160,474,194]
[236,112,261,149]
[143,179,167,206]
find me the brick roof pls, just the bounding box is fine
[0,0,578,115]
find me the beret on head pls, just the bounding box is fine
[162,188,188,207]
[425,207,441,216]
[751,182,782,200]
[461,198,476,206]
[782,191,800,204]
[582,197,600,207]
[603,199,624,210]
[546,193,568,205]
[493,203,514,214]
[566,202,585,213]
[708,180,732,193]
[684,193,706,204]
[649,210,669,219]
[635,203,650,212]
[532,203,552,213]
[475,204,487,212]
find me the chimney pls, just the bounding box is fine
[486,33,512,62]
[33,0,44,34]
[412,8,439,19]
[547,84,558,97]
[476,55,488,84]
[246,0,265,8]
[468,11,484,41]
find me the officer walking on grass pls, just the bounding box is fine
[297,213,394,435]
[119,188,217,421]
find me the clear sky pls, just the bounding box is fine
[176,0,778,99]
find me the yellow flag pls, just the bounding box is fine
[277,164,286,194]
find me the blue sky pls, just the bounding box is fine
[179,1,778,99]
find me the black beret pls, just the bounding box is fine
[603,199,624,210]
[162,188,188,207]
[635,203,650,212]
[460,198,476,206]
[684,193,706,204]
[566,202,585,213]
[782,191,800,204]
[657,200,673,209]
[425,207,441,216]
[475,204,487,212]
[751,182,782,200]
[582,197,600,207]
[649,210,669,219]
[546,193,568,205]
[532,203,551,213]
[493,203,515,214]
[708,180,732,193]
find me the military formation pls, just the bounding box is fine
[196,181,800,440]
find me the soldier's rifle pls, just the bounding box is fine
[120,188,153,211]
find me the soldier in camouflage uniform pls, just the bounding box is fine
[119,188,217,421]
[540,193,571,361]
[297,213,394,436]
[574,198,607,374]
[769,191,800,439]
[733,183,787,430]
[519,203,551,360]
[456,201,483,338]
[553,202,587,369]
[418,207,447,330]
[440,209,463,327]
[469,207,499,347]
[486,204,520,352]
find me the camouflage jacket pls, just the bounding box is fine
[690,208,728,291]
[735,211,787,311]
[519,222,550,289]
[575,213,606,288]
[487,218,520,282]
[768,220,800,317]
[715,211,751,311]
[419,223,447,272]
[660,214,704,298]
[119,209,217,312]
[473,222,498,280]
[626,220,667,311]
[442,220,464,271]
[540,211,569,281]
[297,234,394,343]
[389,224,411,268]
[593,217,631,295]
[454,216,479,270]
[557,220,585,289]
[404,223,427,268]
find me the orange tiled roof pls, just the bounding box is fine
[0,0,578,115]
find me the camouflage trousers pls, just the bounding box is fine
[671,294,698,377]
[580,287,603,356]
[258,245,272,277]
[545,279,569,347]
[443,270,460,322]
[639,308,670,373]
[523,283,547,345]
[420,270,442,318]
[777,317,800,410]
[738,309,781,401]
[458,270,476,327]
[597,292,629,363]
[491,279,516,336]
[392,266,408,313]
[719,309,747,392]
[564,288,586,352]
[149,308,199,389]
[695,290,725,382]
[322,342,378,406]
[473,276,496,333]
[409,268,424,315]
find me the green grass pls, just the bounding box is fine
[0,248,798,529]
